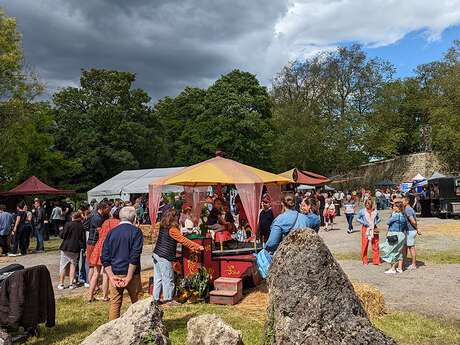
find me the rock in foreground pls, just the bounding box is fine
[264,227,396,345]
[186,314,244,345]
[80,297,170,345]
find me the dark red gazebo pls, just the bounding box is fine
[0,176,75,196]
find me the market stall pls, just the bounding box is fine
[148,156,291,285]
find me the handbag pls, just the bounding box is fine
[255,212,299,278]
[386,214,400,245]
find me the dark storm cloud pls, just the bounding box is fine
[1,0,289,101]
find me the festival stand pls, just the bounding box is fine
[148,156,291,289]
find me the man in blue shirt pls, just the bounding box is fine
[101,206,143,320]
[0,205,13,256]
[403,195,422,270]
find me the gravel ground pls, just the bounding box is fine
[320,208,460,320]
[1,210,459,320]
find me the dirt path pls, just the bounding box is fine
[320,209,460,320]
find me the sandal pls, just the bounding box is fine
[87,298,96,303]
[96,297,110,302]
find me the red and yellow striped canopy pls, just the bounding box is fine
[149,156,292,187]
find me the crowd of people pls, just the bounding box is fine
[0,184,423,320]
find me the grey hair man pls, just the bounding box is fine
[101,206,143,320]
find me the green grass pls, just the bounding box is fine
[374,311,460,345]
[28,236,62,254]
[23,296,460,345]
[332,250,460,265]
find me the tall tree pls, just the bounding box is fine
[53,68,160,190]
[421,41,460,171]
[174,70,275,170]
[272,45,393,174]
[0,9,45,188]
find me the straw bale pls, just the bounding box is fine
[352,282,386,319]
[139,223,159,245]
[237,281,386,319]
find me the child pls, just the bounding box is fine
[323,198,336,231]
[215,202,235,243]
[206,198,230,241]
[58,211,85,289]
[180,205,199,236]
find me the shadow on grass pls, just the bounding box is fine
[24,319,96,345]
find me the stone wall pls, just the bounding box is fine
[345,152,449,189]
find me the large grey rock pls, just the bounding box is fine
[186,314,244,345]
[264,227,397,345]
[80,297,170,345]
[0,332,10,345]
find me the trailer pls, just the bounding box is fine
[426,177,460,218]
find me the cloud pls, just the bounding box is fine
[1,0,459,101]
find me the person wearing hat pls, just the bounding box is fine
[258,198,274,242]
[180,203,198,235]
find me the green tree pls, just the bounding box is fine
[421,41,460,171]
[154,87,206,167]
[272,45,393,173]
[0,9,45,188]
[174,70,275,170]
[53,68,160,190]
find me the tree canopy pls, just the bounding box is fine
[0,4,459,192]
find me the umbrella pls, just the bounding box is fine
[149,156,292,232]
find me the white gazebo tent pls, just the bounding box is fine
[87,168,184,201]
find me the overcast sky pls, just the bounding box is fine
[2,0,460,101]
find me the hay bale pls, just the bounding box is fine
[236,281,386,319]
[352,282,386,319]
[139,223,158,246]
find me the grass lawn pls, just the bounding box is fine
[333,249,460,265]
[28,236,62,254]
[24,296,460,345]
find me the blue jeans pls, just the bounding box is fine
[74,249,89,283]
[153,253,174,302]
[34,224,44,251]
[346,213,354,231]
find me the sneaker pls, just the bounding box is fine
[347,229,353,234]
[384,269,396,274]
[396,268,403,273]
[84,283,90,288]
[33,250,44,253]
[406,265,416,270]
[57,284,65,290]
[69,284,76,290]
[8,253,17,257]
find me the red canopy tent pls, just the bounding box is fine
[0,176,75,196]
[279,168,329,185]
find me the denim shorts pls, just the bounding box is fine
[405,230,417,246]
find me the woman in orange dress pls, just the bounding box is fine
[87,208,121,302]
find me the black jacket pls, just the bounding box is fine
[0,265,55,329]
[32,207,46,225]
[59,220,85,253]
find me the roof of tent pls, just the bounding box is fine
[404,173,425,182]
[87,168,184,199]
[279,168,329,185]
[428,172,446,180]
[0,176,75,195]
[297,184,315,190]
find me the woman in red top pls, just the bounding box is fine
[87,208,121,302]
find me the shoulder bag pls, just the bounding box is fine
[255,212,299,279]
